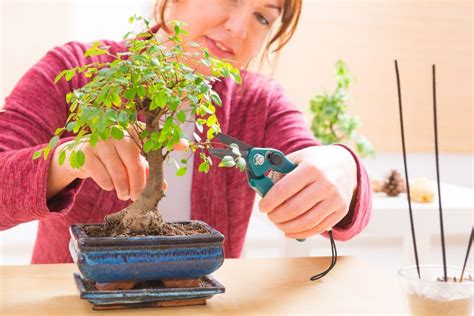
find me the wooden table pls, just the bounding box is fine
[0,256,406,315]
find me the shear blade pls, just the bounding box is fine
[214,133,252,151]
[209,148,248,160]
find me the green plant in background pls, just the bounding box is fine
[309,60,375,158]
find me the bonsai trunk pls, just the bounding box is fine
[102,114,205,237]
[104,139,167,236]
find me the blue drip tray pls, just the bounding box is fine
[74,273,225,307]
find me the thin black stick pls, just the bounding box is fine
[395,60,420,278]
[460,227,473,282]
[432,65,447,282]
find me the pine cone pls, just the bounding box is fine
[382,170,405,197]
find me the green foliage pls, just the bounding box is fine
[34,17,243,176]
[309,60,375,158]
[218,143,246,171]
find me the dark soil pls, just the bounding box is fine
[84,221,210,238]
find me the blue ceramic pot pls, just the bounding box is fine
[69,221,225,283]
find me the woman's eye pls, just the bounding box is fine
[254,12,269,26]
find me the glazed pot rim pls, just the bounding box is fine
[70,220,224,248]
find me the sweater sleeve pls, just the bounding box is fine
[263,82,372,241]
[0,43,88,230]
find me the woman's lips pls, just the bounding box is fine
[204,36,235,59]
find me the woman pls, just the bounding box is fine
[0,0,371,263]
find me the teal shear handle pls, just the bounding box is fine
[247,148,305,242]
[246,147,296,197]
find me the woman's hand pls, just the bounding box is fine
[47,129,189,200]
[258,145,358,239]
[48,130,149,201]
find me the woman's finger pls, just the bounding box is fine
[95,141,130,200]
[81,152,115,191]
[266,180,329,224]
[275,198,338,234]
[285,210,344,239]
[115,139,147,201]
[259,162,320,214]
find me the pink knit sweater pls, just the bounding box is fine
[0,40,372,263]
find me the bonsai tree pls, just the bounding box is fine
[309,60,375,158]
[34,16,243,237]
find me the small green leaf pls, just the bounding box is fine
[150,92,167,110]
[43,146,51,160]
[111,127,124,140]
[90,132,99,147]
[206,114,217,127]
[187,94,198,104]
[201,58,210,67]
[231,146,241,156]
[222,156,234,163]
[195,122,203,133]
[156,92,167,107]
[48,136,60,148]
[177,110,186,123]
[210,91,221,106]
[84,42,108,58]
[58,150,67,166]
[54,70,68,83]
[65,69,75,81]
[137,86,147,98]
[65,92,74,103]
[69,151,77,168]
[122,31,132,40]
[76,150,85,167]
[176,167,187,176]
[124,88,136,100]
[118,111,129,124]
[104,95,112,108]
[198,161,210,173]
[54,127,65,135]
[143,139,154,153]
[207,128,216,140]
[33,149,43,160]
[236,157,246,171]
[97,88,108,105]
[174,23,181,35]
[231,71,242,84]
[111,94,122,106]
[193,132,201,143]
[219,155,236,167]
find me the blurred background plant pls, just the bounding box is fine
[309,60,375,158]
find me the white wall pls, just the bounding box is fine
[1,0,154,102]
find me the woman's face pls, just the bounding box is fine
[160,0,283,72]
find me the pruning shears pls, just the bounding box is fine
[210,133,340,279]
[209,133,306,242]
[209,133,297,197]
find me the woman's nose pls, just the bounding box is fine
[224,11,250,40]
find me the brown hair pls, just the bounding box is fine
[155,0,302,60]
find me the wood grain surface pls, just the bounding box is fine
[0,256,406,315]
